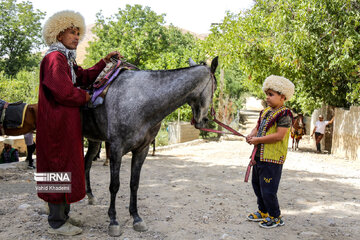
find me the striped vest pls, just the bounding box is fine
[257,106,293,164]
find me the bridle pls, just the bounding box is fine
[190,69,246,138]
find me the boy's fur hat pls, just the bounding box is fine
[262,75,295,100]
[3,138,14,146]
[43,10,85,46]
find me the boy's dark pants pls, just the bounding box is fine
[252,157,283,218]
[48,201,70,229]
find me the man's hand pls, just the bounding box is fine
[85,92,91,102]
[103,51,123,63]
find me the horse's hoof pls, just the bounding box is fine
[108,224,122,237]
[133,221,148,232]
[88,196,97,205]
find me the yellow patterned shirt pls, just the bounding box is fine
[256,106,293,164]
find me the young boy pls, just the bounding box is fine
[246,75,294,228]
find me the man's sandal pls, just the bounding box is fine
[247,210,269,222]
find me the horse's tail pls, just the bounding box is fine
[211,56,218,74]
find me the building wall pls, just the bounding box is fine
[331,106,360,161]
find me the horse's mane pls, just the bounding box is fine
[142,63,207,73]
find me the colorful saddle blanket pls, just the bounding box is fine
[291,128,305,140]
[91,59,138,103]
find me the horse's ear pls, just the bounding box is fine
[188,58,197,66]
[211,56,218,74]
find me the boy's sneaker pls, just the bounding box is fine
[259,216,284,228]
[247,210,269,222]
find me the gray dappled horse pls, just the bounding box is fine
[82,57,218,236]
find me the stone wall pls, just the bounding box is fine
[331,106,360,161]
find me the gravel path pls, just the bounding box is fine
[0,136,359,240]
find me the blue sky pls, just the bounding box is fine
[26,0,254,34]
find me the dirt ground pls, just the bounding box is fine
[0,136,359,240]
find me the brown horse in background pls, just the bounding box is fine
[291,114,306,151]
[2,104,37,136]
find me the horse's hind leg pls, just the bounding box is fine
[103,141,110,166]
[85,140,101,205]
[129,146,149,232]
[108,142,123,237]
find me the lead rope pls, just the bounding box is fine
[191,73,246,138]
[190,72,256,182]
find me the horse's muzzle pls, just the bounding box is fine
[191,117,209,129]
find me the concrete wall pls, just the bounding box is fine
[331,106,360,161]
[168,122,200,144]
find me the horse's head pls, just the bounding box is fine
[297,114,304,128]
[189,57,218,129]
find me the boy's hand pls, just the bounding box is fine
[247,136,260,145]
[245,135,253,144]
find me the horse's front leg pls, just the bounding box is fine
[296,139,300,151]
[129,146,149,232]
[108,142,123,237]
[84,140,101,205]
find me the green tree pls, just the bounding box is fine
[84,4,205,70]
[204,0,360,114]
[146,25,206,70]
[0,0,45,76]
[0,68,39,103]
[84,4,168,68]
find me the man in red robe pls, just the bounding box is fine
[37,10,120,236]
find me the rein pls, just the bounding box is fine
[190,72,246,138]
[190,69,252,182]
